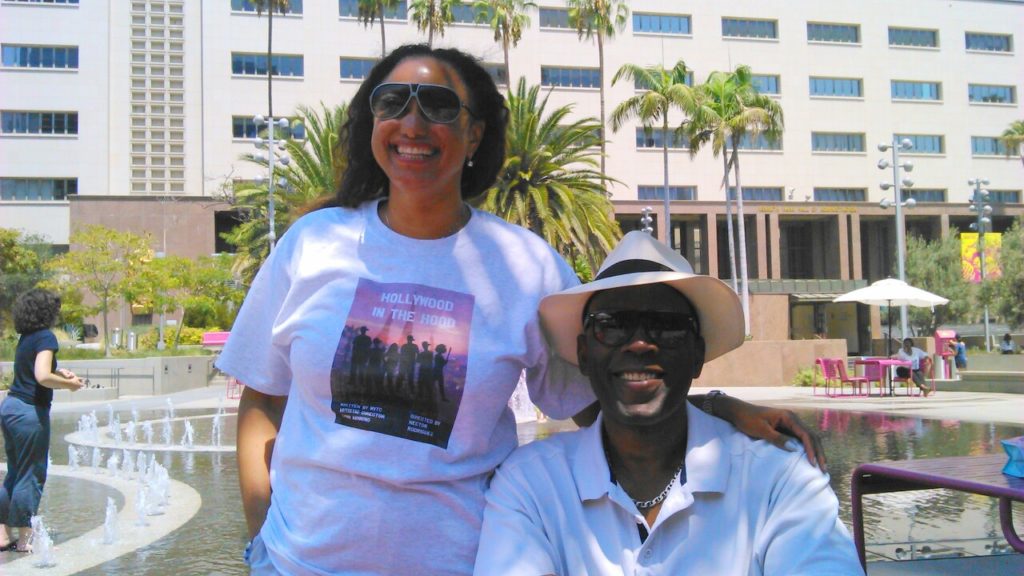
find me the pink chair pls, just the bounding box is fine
[834,359,869,396]
[814,357,839,396]
[860,361,887,396]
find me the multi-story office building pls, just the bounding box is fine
[2,0,1022,349]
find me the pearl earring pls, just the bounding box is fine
[466,158,474,167]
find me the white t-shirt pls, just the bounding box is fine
[217,200,595,575]
[896,346,928,370]
[475,405,863,576]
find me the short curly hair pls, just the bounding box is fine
[13,288,61,335]
[332,44,508,208]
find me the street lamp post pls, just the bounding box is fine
[878,138,917,340]
[253,115,291,251]
[969,178,993,352]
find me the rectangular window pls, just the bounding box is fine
[809,76,862,97]
[232,116,301,140]
[972,136,1017,156]
[540,66,600,88]
[4,0,79,3]
[638,186,695,201]
[539,8,570,29]
[0,178,77,201]
[727,187,783,201]
[891,80,942,101]
[807,22,859,44]
[751,74,780,95]
[232,0,302,14]
[1,111,78,135]
[988,190,1021,204]
[889,27,938,48]
[635,128,688,149]
[737,133,782,151]
[813,188,866,202]
[965,32,1013,52]
[635,71,692,89]
[811,132,865,152]
[338,0,406,19]
[484,63,508,86]
[968,84,1016,104]
[895,134,944,154]
[340,57,376,79]
[722,18,777,39]
[231,53,304,77]
[452,3,486,24]
[903,189,946,202]
[633,13,691,35]
[1,45,79,69]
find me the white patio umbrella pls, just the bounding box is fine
[833,278,949,353]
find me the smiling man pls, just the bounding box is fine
[473,231,862,576]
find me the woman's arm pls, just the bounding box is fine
[703,393,826,471]
[34,350,84,391]
[237,386,288,539]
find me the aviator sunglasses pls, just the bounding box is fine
[584,311,700,349]
[369,82,474,124]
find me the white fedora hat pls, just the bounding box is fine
[539,231,744,365]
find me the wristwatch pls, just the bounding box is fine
[702,390,726,416]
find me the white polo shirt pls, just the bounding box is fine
[475,405,862,575]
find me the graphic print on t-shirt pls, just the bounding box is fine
[330,278,473,448]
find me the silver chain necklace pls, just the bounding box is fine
[604,439,685,510]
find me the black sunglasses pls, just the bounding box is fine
[584,311,699,349]
[369,82,474,124]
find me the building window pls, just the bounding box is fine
[751,74,780,95]
[638,185,695,201]
[633,13,691,35]
[636,128,688,149]
[737,133,782,151]
[541,66,600,88]
[813,187,866,202]
[888,27,938,48]
[1,45,79,69]
[452,3,487,23]
[895,134,944,154]
[968,84,1016,104]
[635,71,692,90]
[722,18,777,39]
[727,187,783,201]
[232,0,302,14]
[231,53,304,77]
[338,0,407,19]
[891,80,942,101]
[539,8,570,29]
[807,22,859,44]
[809,76,862,97]
[0,178,77,201]
[232,116,303,140]
[811,132,865,152]
[1,111,78,135]
[903,189,946,202]
[484,63,507,86]
[965,32,1013,52]
[340,57,376,79]
[972,136,1017,157]
[988,190,1021,204]
[4,0,79,3]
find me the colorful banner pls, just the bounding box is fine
[961,232,1002,283]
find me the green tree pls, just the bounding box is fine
[226,103,349,285]
[248,0,292,119]
[567,0,629,176]
[358,0,400,57]
[609,61,701,249]
[687,65,783,336]
[904,232,975,335]
[44,225,151,356]
[181,255,245,333]
[999,119,1024,165]
[123,254,191,350]
[475,79,620,271]
[474,0,535,89]
[987,219,1024,329]
[410,0,461,46]
[0,229,52,337]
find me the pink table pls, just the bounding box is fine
[854,358,911,396]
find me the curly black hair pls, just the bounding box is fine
[331,44,508,208]
[13,288,61,335]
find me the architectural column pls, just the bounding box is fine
[705,212,719,278]
[756,214,768,279]
[837,213,850,280]
[940,213,950,238]
[850,213,863,279]
[768,213,781,279]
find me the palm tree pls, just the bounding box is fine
[358,0,400,57]
[227,103,349,285]
[248,0,291,120]
[475,79,620,271]
[687,65,783,336]
[473,0,535,90]
[1000,119,1024,166]
[567,0,629,176]
[609,61,701,249]
[410,0,461,46]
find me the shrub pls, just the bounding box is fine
[791,366,824,387]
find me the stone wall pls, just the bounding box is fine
[694,339,848,388]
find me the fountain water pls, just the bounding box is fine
[135,486,149,527]
[181,419,194,449]
[165,398,175,420]
[30,515,56,567]
[91,446,102,470]
[107,452,120,478]
[143,421,154,445]
[68,444,79,470]
[121,448,134,478]
[125,420,137,443]
[161,415,172,446]
[212,410,223,447]
[102,497,118,545]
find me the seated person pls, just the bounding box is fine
[1000,333,1016,355]
[474,231,862,576]
[893,338,932,395]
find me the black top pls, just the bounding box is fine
[11,329,58,407]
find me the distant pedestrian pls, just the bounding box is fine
[1000,333,1016,355]
[948,333,967,369]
